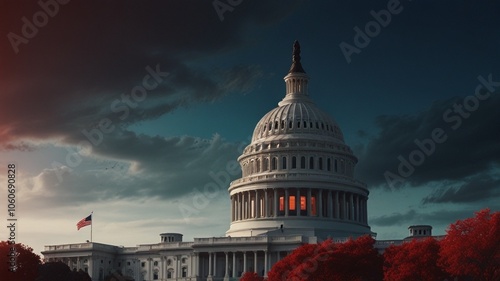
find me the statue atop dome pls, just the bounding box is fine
[288,40,306,74]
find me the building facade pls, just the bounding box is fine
[42,42,434,281]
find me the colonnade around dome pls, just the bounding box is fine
[230,188,368,225]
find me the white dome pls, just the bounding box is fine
[226,41,372,239]
[251,98,345,143]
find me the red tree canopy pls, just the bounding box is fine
[0,241,41,281]
[383,237,450,281]
[240,271,264,281]
[268,235,382,281]
[439,208,500,281]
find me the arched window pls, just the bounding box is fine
[300,156,306,169]
[281,120,285,129]
[274,121,278,130]
[291,156,297,169]
[153,261,158,266]
[303,121,307,128]
[268,123,272,131]
[309,157,314,169]
[182,267,187,277]
[271,157,277,170]
[319,157,323,170]
[282,156,287,169]
[289,121,293,129]
[297,121,301,128]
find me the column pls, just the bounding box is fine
[194,253,199,277]
[273,189,278,217]
[175,255,182,278]
[307,189,312,216]
[356,195,360,222]
[247,191,251,219]
[189,254,193,278]
[264,251,268,278]
[236,193,240,220]
[285,189,289,217]
[88,257,93,280]
[350,193,354,221]
[342,192,346,220]
[208,252,213,277]
[264,189,269,217]
[161,256,165,280]
[224,252,229,278]
[253,251,258,273]
[318,189,323,217]
[243,252,247,275]
[77,257,80,271]
[335,191,339,219]
[241,192,245,220]
[363,198,367,223]
[255,190,260,218]
[240,193,243,220]
[327,190,333,218]
[296,189,300,216]
[213,252,217,278]
[232,252,236,278]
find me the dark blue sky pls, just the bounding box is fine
[1,0,499,255]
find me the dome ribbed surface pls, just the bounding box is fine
[251,100,345,142]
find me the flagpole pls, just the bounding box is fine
[91,211,93,243]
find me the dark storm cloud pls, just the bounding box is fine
[422,173,500,204]
[356,92,500,189]
[0,0,298,147]
[23,134,243,206]
[370,208,484,227]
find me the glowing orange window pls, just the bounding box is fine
[279,196,284,211]
[300,196,306,210]
[289,196,296,211]
[311,196,317,216]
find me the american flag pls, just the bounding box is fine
[77,214,92,230]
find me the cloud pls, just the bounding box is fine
[0,1,295,150]
[421,172,500,204]
[19,134,242,206]
[370,210,417,227]
[370,208,487,227]
[356,92,500,189]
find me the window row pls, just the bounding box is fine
[231,189,368,224]
[259,119,341,135]
[241,155,355,177]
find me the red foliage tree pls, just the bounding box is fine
[268,235,382,281]
[383,237,450,281]
[0,241,41,281]
[439,208,500,281]
[240,271,264,281]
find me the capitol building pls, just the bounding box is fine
[42,42,435,281]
